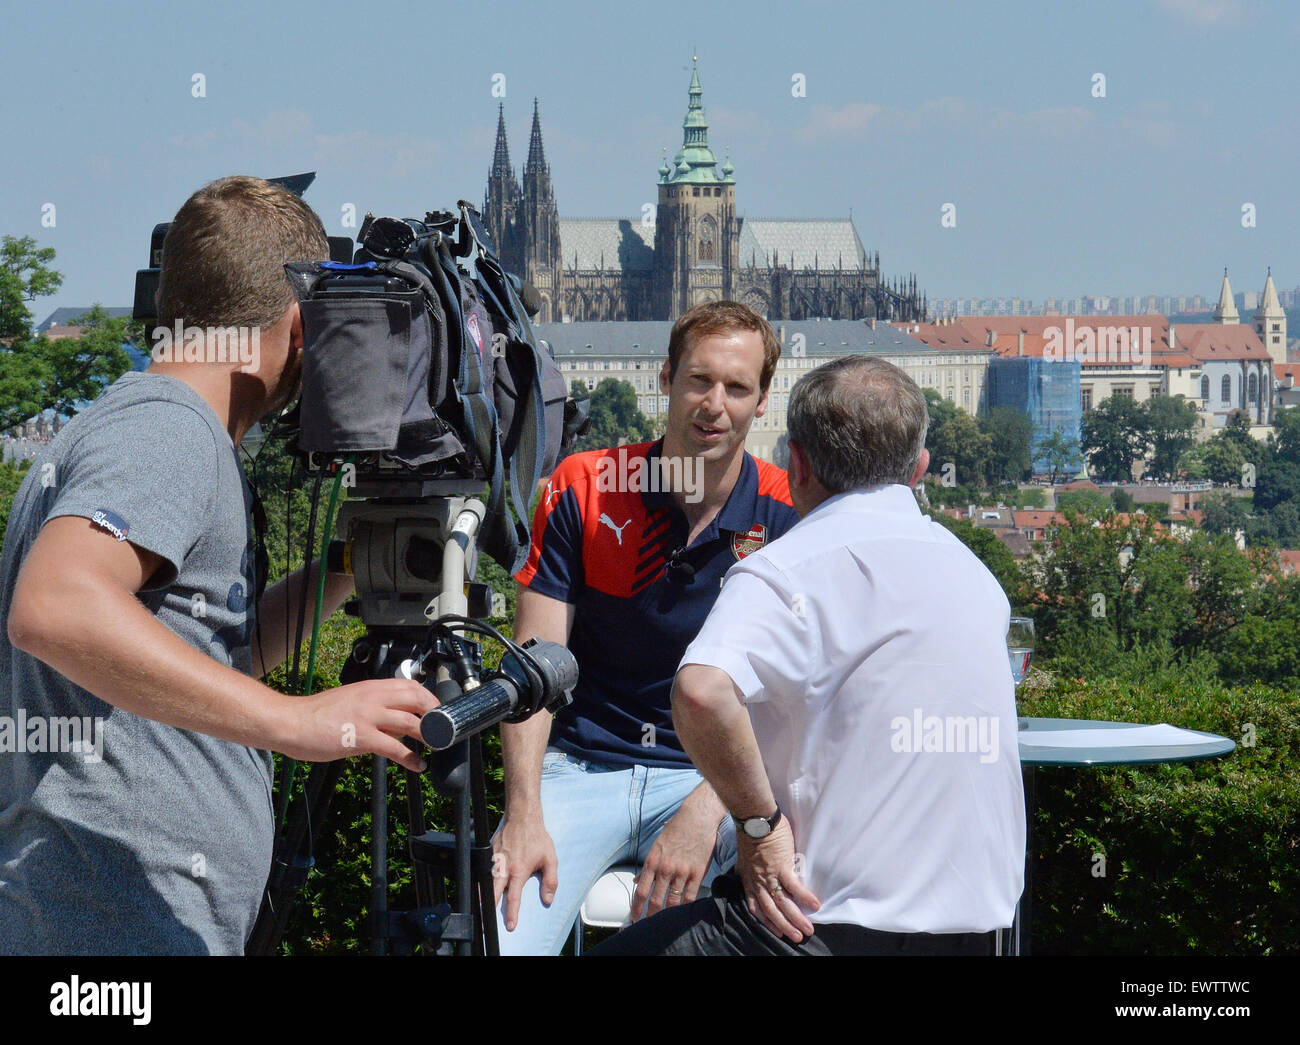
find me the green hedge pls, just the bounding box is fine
[1017,665,1299,955]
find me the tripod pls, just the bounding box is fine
[249,489,503,956]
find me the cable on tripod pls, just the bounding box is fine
[276,457,349,831]
[304,458,350,698]
[274,471,324,829]
[424,614,546,719]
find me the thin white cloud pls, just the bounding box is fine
[1120,115,1178,149]
[790,96,1100,146]
[1151,0,1245,27]
[164,109,443,180]
[794,102,885,142]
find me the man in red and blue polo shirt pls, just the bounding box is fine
[491,301,798,954]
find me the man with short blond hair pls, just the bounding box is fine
[0,176,437,954]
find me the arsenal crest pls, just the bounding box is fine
[732,523,768,560]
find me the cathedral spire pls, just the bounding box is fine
[491,102,512,179]
[526,97,548,176]
[662,55,724,185]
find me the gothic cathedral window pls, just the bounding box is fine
[698,215,716,263]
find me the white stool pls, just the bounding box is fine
[571,865,637,955]
[570,865,713,954]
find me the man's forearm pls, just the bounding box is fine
[253,557,354,677]
[500,710,552,815]
[679,778,728,826]
[672,665,777,819]
[12,574,292,751]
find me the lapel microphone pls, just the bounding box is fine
[666,546,695,581]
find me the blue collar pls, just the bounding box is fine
[640,439,762,542]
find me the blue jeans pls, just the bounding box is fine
[493,748,737,956]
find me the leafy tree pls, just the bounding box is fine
[1198,491,1251,539]
[1027,512,1267,660]
[1,309,134,433]
[922,387,960,443]
[1081,396,1146,481]
[982,406,1033,485]
[1111,487,1135,512]
[1217,575,1300,687]
[926,408,991,489]
[0,459,32,547]
[1016,487,1047,509]
[1038,427,1081,484]
[1056,489,1110,515]
[1198,437,1248,486]
[569,378,654,455]
[1253,457,1300,514]
[1250,499,1300,547]
[1178,440,1207,481]
[1,234,62,340]
[1220,412,1262,463]
[0,238,132,434]
[1268,408,1300,465]
[1142,395,1197,479]
[1140,500,1169,523]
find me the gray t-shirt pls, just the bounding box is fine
[0,371,274,955]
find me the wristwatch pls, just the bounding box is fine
[734,806,782,839]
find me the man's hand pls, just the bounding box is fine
[632,790,723,920]
[276,678,438,774]
[736,819,820,943]
[492,812,559,932]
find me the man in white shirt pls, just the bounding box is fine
[591,355,1025,955]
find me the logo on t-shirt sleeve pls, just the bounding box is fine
[90,508,130,542]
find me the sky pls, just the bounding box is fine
[3,0,1298,319]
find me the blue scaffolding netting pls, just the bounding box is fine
[988,357,1083,475]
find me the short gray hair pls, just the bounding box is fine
[786,356,928,491]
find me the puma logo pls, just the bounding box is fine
[599,513,632,545]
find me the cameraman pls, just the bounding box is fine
[0,176,437,955]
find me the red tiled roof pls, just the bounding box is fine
[1013,510,1065,529]
[915,316,1271,366]
[913,315,1172,368]
[1159,323,1272,363]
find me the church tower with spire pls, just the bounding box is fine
[520,99,562,321]
[483,103,524,277]
[1213,269,1240,324]
[1254,268,1287,367]
[652,57,737,319]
